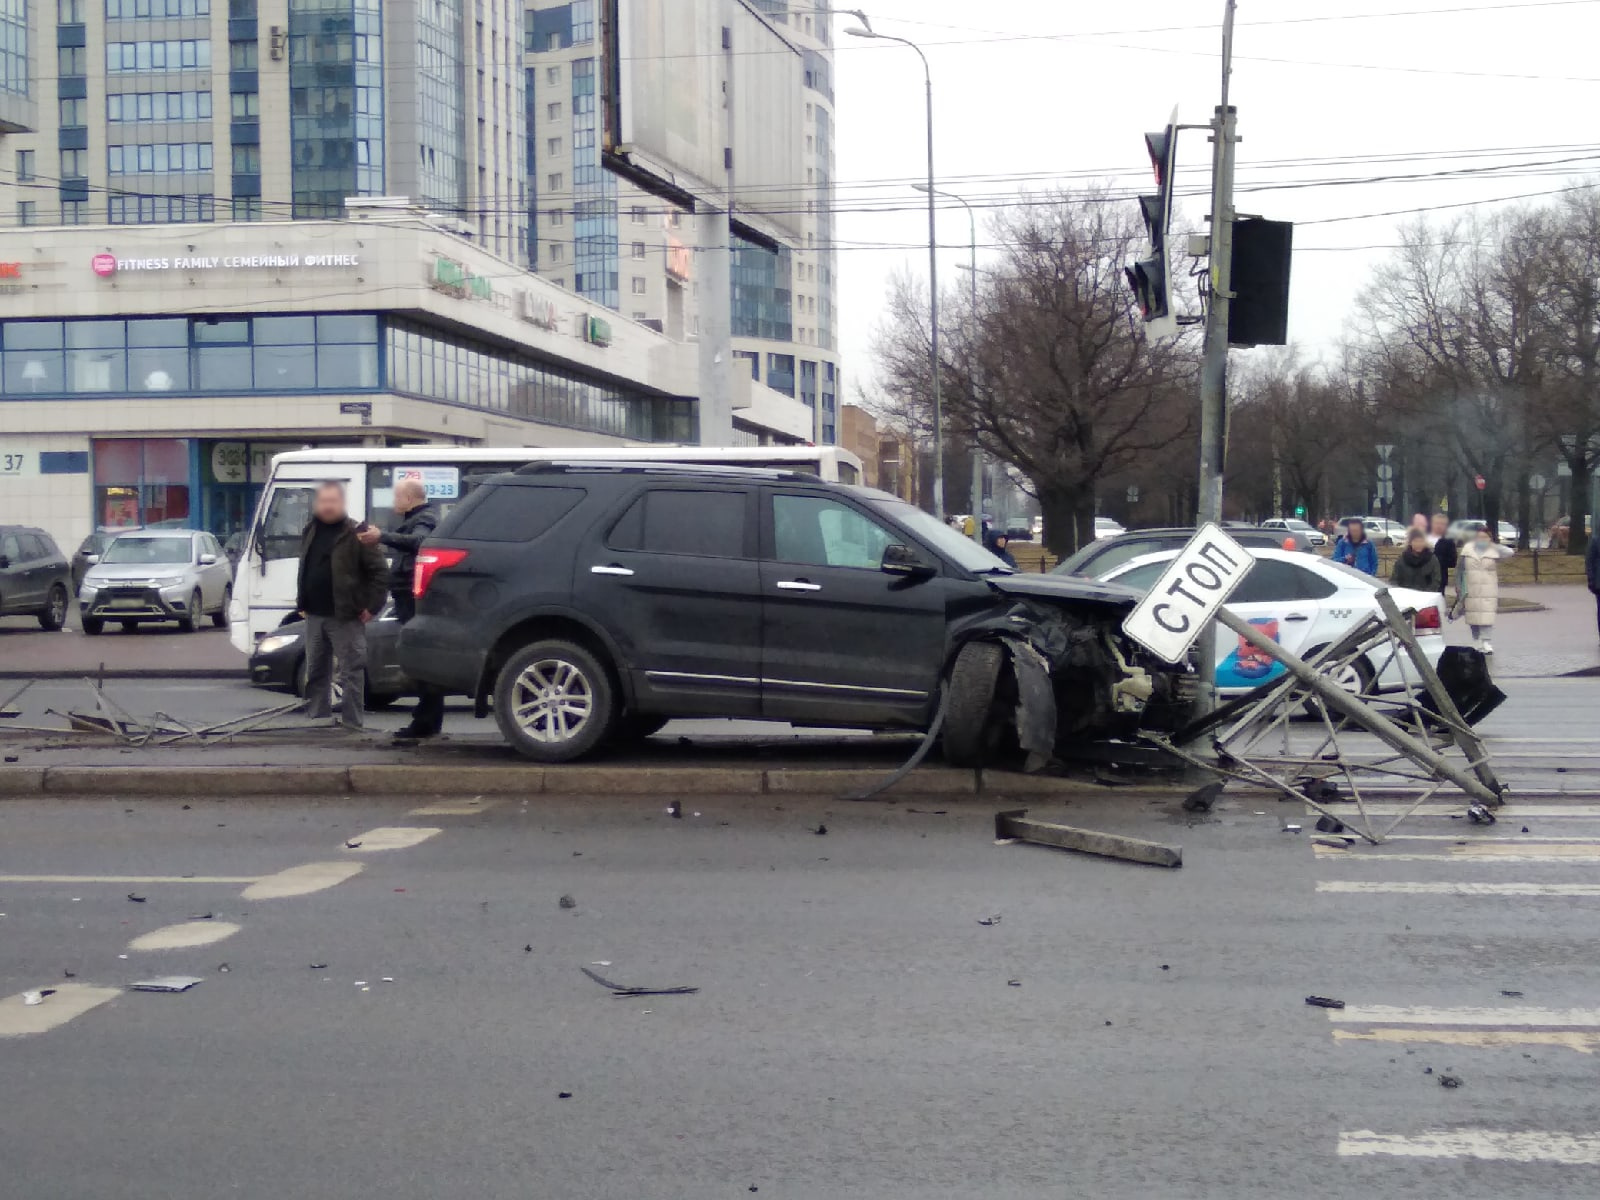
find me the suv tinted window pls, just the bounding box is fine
[19,533,47,559]
[773,494,896,569]
[609,488,746,558]
[0,532,19,561]
[454,486,586,542]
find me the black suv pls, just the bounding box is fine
[0,525,73,630]
[400,465,1192,763]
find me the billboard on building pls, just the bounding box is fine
[608,0,803,240]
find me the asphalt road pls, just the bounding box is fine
[4,790,1600,1198]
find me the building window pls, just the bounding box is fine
[546,172,563,190]
[59,148,87,176]
[108,90,213,122]
[632,312,647,321]
[62,200,89,224]
[546,136,562,156]
[230,91,259,118]
[17,201,35,226]
[545,65,559,84]
[631,206,646,224]
[231,145,260,173]
[631,277,646,295]
[59,46,88,75]
[108,194,215,223]
[15,149,32,182]
[228,40,257,70]
[545,31,558,50]
[59,0,84,20]
[546,101,561,120]
[548,243,563,263]
[546,209,563,227]
[60,97,86,125]
[232,196,262,221]
[106,39,212,72]
[106,0,212,15]
[631,241,645,260]
[108,142,214,174]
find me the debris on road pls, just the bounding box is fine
[1467,804,1497,825]
[977,915,1002,927]
[126,893,146,903]
[558,894,576,910]
[1282,824,1302,834]
[130,976,204,993]
[344,840,363,849]
[994,809,1182,868]
[558,1091,573,1099]
[189,912,214,920]
[1501,989,1524,998]
[1182,781,1225,813]
[1305,995,1346,1010]
[580,966,699,998]
[1311,835,1352,849]
[813,823,828,836]
[1007,979,1022,987]
[308,962,328,970]
[217,964,230,973]
[1439,1074,1463,1089]
[21,990,47,1006]
[667,801,682,819]
[1315,816,1346,834]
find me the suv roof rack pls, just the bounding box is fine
[513,461,817,482]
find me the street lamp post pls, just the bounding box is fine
[914,181,982,542]
[846,15,943,520]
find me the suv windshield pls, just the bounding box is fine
[102,536,192,565]
[866,496,1012,574]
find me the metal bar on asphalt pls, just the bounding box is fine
[994,809,1182,868]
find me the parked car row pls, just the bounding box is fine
[0,525,73,629]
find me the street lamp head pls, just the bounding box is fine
[844,24,876,38]
[911,182,929,193]
[847,9,873,33]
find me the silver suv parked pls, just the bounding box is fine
[79,529,233,634]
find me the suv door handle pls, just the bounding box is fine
[1284,612,1310,622]
[775,580,822,592]
[590,564,635,577]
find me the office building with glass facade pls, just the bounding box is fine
[525,0,841,443]
[3,0,525,262]
[0,217,812,557]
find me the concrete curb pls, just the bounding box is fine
[0,762,1098,799]
[0,669,243,681]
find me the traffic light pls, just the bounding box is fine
[1295,505,1307,518]
[1229,218,1294,346]
[1127,121,1178,326]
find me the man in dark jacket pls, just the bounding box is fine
[297,481,388,730]
[1333,518,1379,576]
[1390,529,1442,592]
[1587,528,1600,642]
[359,478,445,740]
[1429,512,1459,595]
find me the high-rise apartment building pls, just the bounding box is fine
[5,0,525,262]
[524,0,840,443]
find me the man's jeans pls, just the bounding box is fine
[303,614,366,728]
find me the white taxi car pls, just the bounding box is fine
[1102,548,1446,695]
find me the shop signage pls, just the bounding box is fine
[665,235,692,282]
[91,252,359,277]
[210,441,249,484]
[431,256,494,302]
[394,465,461,500]
[339,400,373,426]
[0,263,20,278]
[518,289,561,330]
[581,315,612,348]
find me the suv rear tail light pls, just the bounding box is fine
[1413,605,1441,631]
[414,547,469,598]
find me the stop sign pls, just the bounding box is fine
[1474,474,1486,491]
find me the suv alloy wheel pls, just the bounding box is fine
[493,639,615,762]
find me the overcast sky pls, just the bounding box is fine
[828,0,1600,394]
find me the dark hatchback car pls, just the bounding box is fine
[399,464,1194,763]
[0,526,72,630]
[1054,526,1294,580]
[248,600,409,708]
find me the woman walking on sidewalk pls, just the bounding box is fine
[1454,529,1514,654]
[1390,529,1442,593]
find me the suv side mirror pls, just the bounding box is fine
[199,552,218,565]
[84,553,100,565]
[881,544,934,579]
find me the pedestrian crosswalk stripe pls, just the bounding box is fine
[240,861,362,900]
[1381,835,1600,843]
[1317,881,1600,896]
[0,875,258,885]
[1314,845,1600,863]
[1327,1005,1600,1027]
[1338,1129,1600,1165]
[340,827,441,852]
[127,921,241,951]
[409,798,499,816]
[1333,1028,1600,1053]
[0,984,121,1038]
[1305,804,1600,818]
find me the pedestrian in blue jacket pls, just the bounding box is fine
[1334,518,1379,576]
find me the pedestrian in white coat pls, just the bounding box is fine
[1454,529,1514,653]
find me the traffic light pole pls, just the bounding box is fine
[1194,0,1238,712]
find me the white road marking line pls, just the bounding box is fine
[1328,1005,1600,1027]
[1333,1029,1600,1054]
[1381,835,1600,843]
[0,875,259,885]
[127,921,241,952]
[0,984,121,1038]
[409,798,499,816]
[1306,805,1600,818]
[342,827,442,852]
[1315,846,1600,863]
[1318,881,1600,897]
[1338,1129,1600,1165]
[240,861,362,900]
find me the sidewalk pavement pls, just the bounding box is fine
[0,621,244,679]
[1444,584,1600,679]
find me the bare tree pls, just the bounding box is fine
[871,190,1198,554]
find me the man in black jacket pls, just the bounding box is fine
[297,481,388,730]
[1587,527,1600,642]
[1429,513,1459,595]
[359,478,445,739]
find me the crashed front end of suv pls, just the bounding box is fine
[938,572,1197,772]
